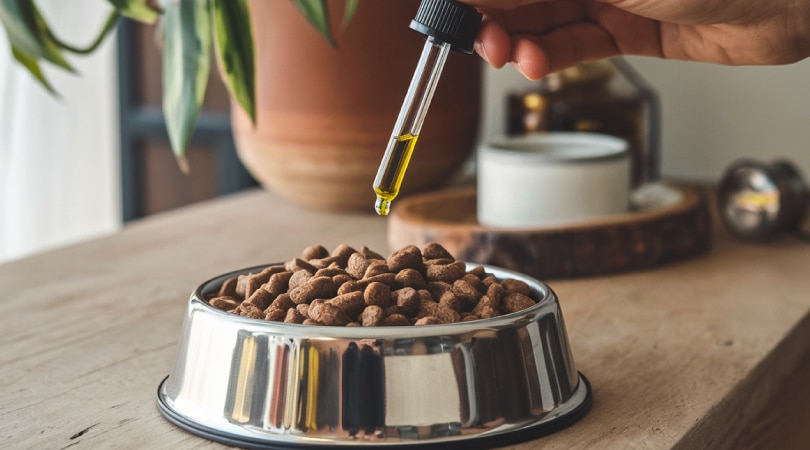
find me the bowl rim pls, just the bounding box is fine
[192,262,560,339]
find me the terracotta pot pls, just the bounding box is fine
[232,0,481,212]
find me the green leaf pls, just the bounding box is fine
[11,44,55,94]
[291,0,335,46]
[106,0,159,23]
[159,0,212,162]
[0,0,73,71]
[342,0,357,29]
[210,0,255,123]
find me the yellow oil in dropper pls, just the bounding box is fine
[374,133,419,216]
[371,0,481,216]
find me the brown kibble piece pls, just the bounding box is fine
[270,293,294,312]
[501,278,532,297]
[363,282,391,308]
[452,279,482,309]
[426,261,466,283]
[289,276,335,304]
[264,308,287,322]
[296,303,310,319]
[332,274,353,288]
[218,277,238,298]
[360,245,385,261]
[461,313,481,322]
[308,299,350,326]
[461,273,486,293]
[363,261,390,278]
[315,266,346,278]
[346,252,371,279]
[426,281,452,300]
[381,313,410,326]
[265,271,293,296]
[288,269,313,290]
[414,316,441,326]
[209,296,239,311]
[360,305,384,327]
[388,246,424,273]
[286,257,317,274]
[303,319,321,325]
[238,304,265,319]
[244,288,274,310]
[302,244,330,261]
[424,257,455,266]
[438,291,460,312]
[395,268,427,290]
[468,265,486,278]
[329,291,365,318]
[330,244,357,266]
[284,308,305,324]
[392,287,420,315]
[337,280,361,295]
[308,256,339,269]
[360,273,396,286]
[501,293,537,314]
[422,242,454,261]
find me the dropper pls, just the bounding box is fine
[373,0,482,216]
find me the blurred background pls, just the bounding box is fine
[2,0,809,263]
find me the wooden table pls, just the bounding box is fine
[2,188,809,449]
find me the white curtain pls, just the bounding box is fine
[0,0,121,263]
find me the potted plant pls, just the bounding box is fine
[0,0,481,211]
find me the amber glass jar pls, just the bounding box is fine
[506,58,660,188]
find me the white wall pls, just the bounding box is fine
[0,0,121,263]
[481,57,810,182]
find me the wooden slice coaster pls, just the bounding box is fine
[388,184,713,279]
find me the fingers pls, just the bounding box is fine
[510,23,620,79]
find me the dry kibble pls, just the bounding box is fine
[286,258,317,274]
[265,271,293,296]
[426,261,466,283]
[452,279,482,309]
[360,305,384,327]
[360,273,396,286]
[302,244,330,261]
[438,291,460,312]
[244,288,274,310]
[218,277,238,298]
[363,281,391,308]
[364,261,390,278]
[270,293,295,312]
[205,243,541,326]
[284,308,305,324]
[392,287,420,315]
[501,278,532,297]
[238,303,264,319]
[359,245,385,261]
[422,242,454,261]
[210,296,239,311]
[264,308,287,322]
[289,276,335,304]
[381,314,410,326]
[330,244,357,267]
[501,293,537,314]
[329,291,365,318]
[346,253,371,279]
[315,266,346,278]
[337,279,362,295]
[387,246,424,273]
[395,268,427,290]
[308,299,350,326]
[414,316,441,326]
[288,269,313,291]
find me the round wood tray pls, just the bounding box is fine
[388,184,712,279]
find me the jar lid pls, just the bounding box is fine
[410,0,482,54]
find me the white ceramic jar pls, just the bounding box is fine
[477,132,630,228]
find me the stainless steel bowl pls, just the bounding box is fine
[157,264,591,449]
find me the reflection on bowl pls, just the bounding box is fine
[157,263,591,449]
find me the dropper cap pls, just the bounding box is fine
[409,0,483,54]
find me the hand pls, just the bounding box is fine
[459,0,810,79]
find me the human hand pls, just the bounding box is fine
[458,0,810,79]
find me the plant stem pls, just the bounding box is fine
[46,9,120,55]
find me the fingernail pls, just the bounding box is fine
[474,40,489,61]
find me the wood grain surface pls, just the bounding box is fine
[2,188,809,449]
